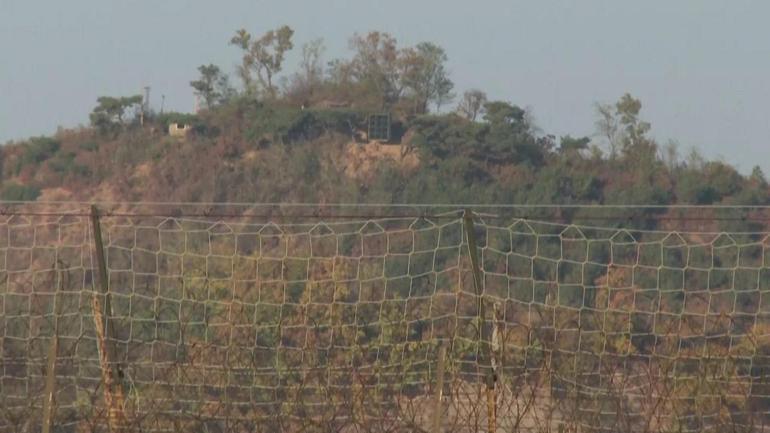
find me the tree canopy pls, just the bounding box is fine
[190,64,234,109]
[89,95,143,134]
[230,25,294,97]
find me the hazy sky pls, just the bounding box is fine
[2,0,769,172]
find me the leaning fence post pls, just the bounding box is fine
[463,209,496,433]
[90,205,129,432]
[41,263,61,433]
[41,327,58,433]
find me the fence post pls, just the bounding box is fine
[90,205,129,432]
[463,209,496,433]
[41,264,61,433]
[431,343,447,433]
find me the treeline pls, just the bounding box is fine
[0,26,767,226]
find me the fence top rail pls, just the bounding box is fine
[3,202,770,233]
[4,200,770,209]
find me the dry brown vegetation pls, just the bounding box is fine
[2,207,770,432]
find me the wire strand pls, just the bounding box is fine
[5,200,770,210]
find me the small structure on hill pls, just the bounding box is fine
[368,113,391,142]
[168,123,191,138]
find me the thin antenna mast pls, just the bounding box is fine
[141,86,150,126]
[143,86,151,113]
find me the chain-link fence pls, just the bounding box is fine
[2,203,770,432]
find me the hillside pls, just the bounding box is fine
[2,27,768,225]
[3,96,767,221]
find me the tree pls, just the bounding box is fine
[483,101,527,127]
[685,147,705,169]
[400,42,454,113]
[285,38,326,103]
[89,95,143,134]
[230,25,294,97]
[299,38,325,91]
[326,58,355,86]
[190,64,234,109]
[750,165,767,186]
[615,93,652,157]
[594,102,620,158]
[477,101,544,165]
[560,135,590,154]
[348,31,403,108]
[595,93,654,160]
[456,89,487,121]
[661,140,680,170]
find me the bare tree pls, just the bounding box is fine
[661,139,680,170]
[594,102,620,158]
[285,38,326,103]
[300,38,325,89]
[456,89,487,121]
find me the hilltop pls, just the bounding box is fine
[1,27,767,224]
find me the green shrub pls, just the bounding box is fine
[16,136,60,174]
[48,152,91,176]
[1,182,41,201]
[243,105,367,145]
[78,141,98,152]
